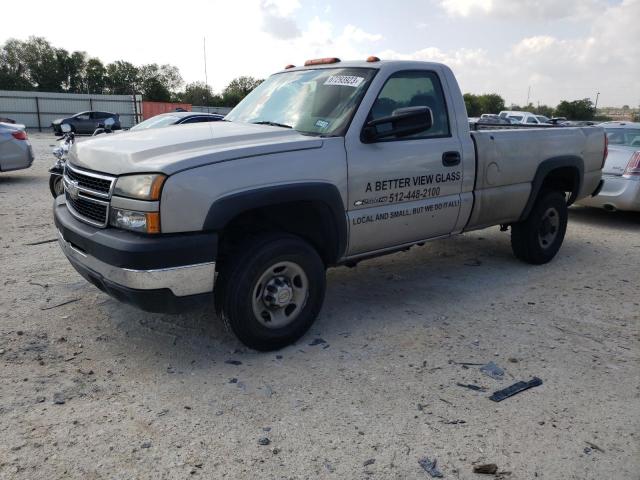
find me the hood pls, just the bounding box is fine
[68,121,324,175]
[52,118,65,125]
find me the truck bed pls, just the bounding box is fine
[465,126,605,230]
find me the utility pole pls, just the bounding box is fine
[526,86,531,106]
[203,37,209,86]
[594,91,600,110]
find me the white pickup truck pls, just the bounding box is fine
[54,57,606,350]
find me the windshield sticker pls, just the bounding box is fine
[324,75,365,88]
[315,119,330,129]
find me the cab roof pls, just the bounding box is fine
[277,59,447,73]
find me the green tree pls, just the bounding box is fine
[463,93,505,116]
[532,104,554,118]
[180,81,221,105]
[0,38,33,90]
[463,93,481,117]
[477,93,505,115]
[554,98,595,121]
[21,36,63,91]
[57,49,88,93]
[137,63,184,101]
[106,60,139,94]
[222,76,263,107]
[85,58,107,94]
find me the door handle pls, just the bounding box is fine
[442,151,461,167]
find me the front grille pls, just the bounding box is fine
[63,164,116,227]
[66,192,108,225]
[65,165,113,195]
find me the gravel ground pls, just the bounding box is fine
[0,133,639,479]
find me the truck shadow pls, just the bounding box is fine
[569,206,639,231]
[97,229,582,366]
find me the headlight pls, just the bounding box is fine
[113,174,166,200]
[109,208,160,234]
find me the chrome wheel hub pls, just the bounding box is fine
[263,276,294,308]
[538,207,559,249]
[252,261,309,329]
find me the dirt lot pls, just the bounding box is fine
[0,132,638,479]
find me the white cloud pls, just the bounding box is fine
[381,0,639,106]
[440,0,606,20]
[261,0,301,16]
[440,0,492,16]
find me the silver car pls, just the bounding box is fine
[0,122,34,172]
[577,121,640,212]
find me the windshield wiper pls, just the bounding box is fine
[252,121,292,129]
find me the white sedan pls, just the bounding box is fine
[577,121,640,212]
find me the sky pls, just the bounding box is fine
[3,0,639,107]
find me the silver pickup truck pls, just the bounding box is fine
[54,58,606,350]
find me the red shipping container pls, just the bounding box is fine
[142,101,192,120]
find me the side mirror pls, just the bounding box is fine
[61,123,71,133]
[104,118,115,131]
[362,106,433,143]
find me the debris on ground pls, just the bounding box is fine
[40,298,80,310]
[489,377,543,402]
[473,463,498,474]
[224,359,242,366]
[258,437,271,446]
[308,338,327,346]
[363,458,375,467]
[456,382,487,392]
[585,441,605,453]
[52,392,65,405]
[24,238,58,246]
[418,456,444,477]
[480,361,505,380]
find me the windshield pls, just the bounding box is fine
[605,128,640,147]
[536,115,550,123]
[225,67,377,136]
[130,115,181,131]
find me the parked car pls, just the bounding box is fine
[129,112,224,131]
[0,122,34,172]
[54,57,605,350]
[476,114,512,125]
[52,111,121,135]
[0,116,16,124]
[577,121,640,212]
[499,111,550,125]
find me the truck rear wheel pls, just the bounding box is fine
[510,190,568,265]
[216,233,326,351]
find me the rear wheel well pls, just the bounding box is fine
[540,166,579,202]
[217,201,339,266]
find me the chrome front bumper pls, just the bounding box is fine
[57,230,216,297]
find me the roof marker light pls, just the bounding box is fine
[304,57,341,66]
[366,56,380,62]
[284,64,296,69]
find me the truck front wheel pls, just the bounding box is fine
[216,233,326,351]
[510,190,568,265]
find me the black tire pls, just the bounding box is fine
[216,233,326,351]
[511,190,568,264]
[49,175,64,198]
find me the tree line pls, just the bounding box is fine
[0,37,262,107]
[463,93,612,121]
[0,37,621,118]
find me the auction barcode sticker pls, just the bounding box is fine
[324,75,365,88]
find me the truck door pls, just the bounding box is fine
[345,69,464,256]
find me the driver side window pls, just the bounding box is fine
[368,70,450,139]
